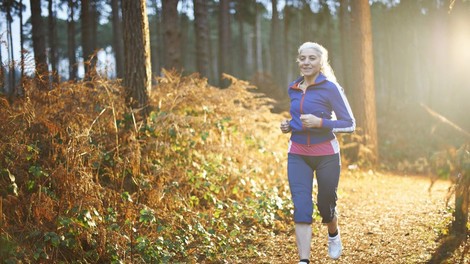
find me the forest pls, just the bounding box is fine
[0,0,469,263]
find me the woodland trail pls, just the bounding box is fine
[247,172,469,264]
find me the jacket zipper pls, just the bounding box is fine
[299,90,311,146]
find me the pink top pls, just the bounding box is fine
[288,138,339,156]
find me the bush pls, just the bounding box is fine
[0,71,297,262]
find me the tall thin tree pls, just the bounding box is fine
[18,0,25,96]
[111,0,124,79]
[339,0,352,98]
[3,0,16,94]
[48,0,59,84]
[350,0,378,164]
[121,0,151,117]
[180,10,190,70]
[234,0,247,80]
[67,0,77,80]
[218,0,231,87]
[0,40,4,93]
[193,0,210,79]
[30,0,49,90]
[150,0,164,77]
[81,0,97,79]
[254,3,263,75]
[270,0,283,90]
[162,0,181,71]
[283,0,294,85]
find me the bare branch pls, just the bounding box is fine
[420,103,470,139]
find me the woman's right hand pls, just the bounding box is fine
[280,120,291,133]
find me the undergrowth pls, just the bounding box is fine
[0,71,302,263]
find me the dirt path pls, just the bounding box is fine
[258,172,468,264]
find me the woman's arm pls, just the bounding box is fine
[322,85,355,133]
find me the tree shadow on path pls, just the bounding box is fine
[427,232,469,264]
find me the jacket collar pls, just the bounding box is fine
[289,73,328,89]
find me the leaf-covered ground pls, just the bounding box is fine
[238,171,469,264]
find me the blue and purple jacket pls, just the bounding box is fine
[288,73,355,146]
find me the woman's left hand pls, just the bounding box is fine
[280,119,291,133]
[300,114,322,128]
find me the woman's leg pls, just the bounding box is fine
[288,154,314,260]
[295,223,312,260]
[288,153,315,223]
[315,153,342,259]
[326,214,338,234]
[315,153,340,225]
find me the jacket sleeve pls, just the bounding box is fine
[321,84,355,133]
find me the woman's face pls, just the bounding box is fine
[298,48,321,78]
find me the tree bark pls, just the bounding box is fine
[283,0,293,85]
[0,41,4,93]
[270,0,284,91]
[19,0,25,85]
[180,13,189,71]
[218,0,231,87]
[121,0,151,117]
[67,0,78,80]
[150,0,163,76]
[111,0,125,79]
[236,7,246,80]
[452,144,470,235]
[30,0,49,90]
[339,0,352,99]
[193,0,210,79]
[162,0,181,71]
[254,4,262,75]
[48,0,59,84]
[6,4,16,95]
[350,0,379,164]
[81,0,97,79]
[16,0,25,97]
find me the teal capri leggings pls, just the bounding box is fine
[287,153,340,224]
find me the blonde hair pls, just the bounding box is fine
[297,42,337,83]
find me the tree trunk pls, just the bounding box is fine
[339,0,353,100]
[350,0,379,164]
[452,144,470,235]
[0,42,4,93]
[81,0,96,79]
[283,0,293,85]
[111,0,125,79]
[91,1,99,66]
[218,0,231,87]
[48,0,59,84]
[67,0,78,80]
[237,12,246,80]
[30,0,49,90]
[121,0,151,117]
[453,172,470,235]
[231,0,250,80]
[7,6,16,95]
[254,4,262,75]
[270,0,283,91]
[162,0,181,71]
[180,13,189,71]
[150,0,160,76]
[300,0,312,44]
[193,0,210,79]
[18,0,25,96]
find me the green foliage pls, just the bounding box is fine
[0,235,19,263]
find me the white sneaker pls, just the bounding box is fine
[328,232,342,259]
